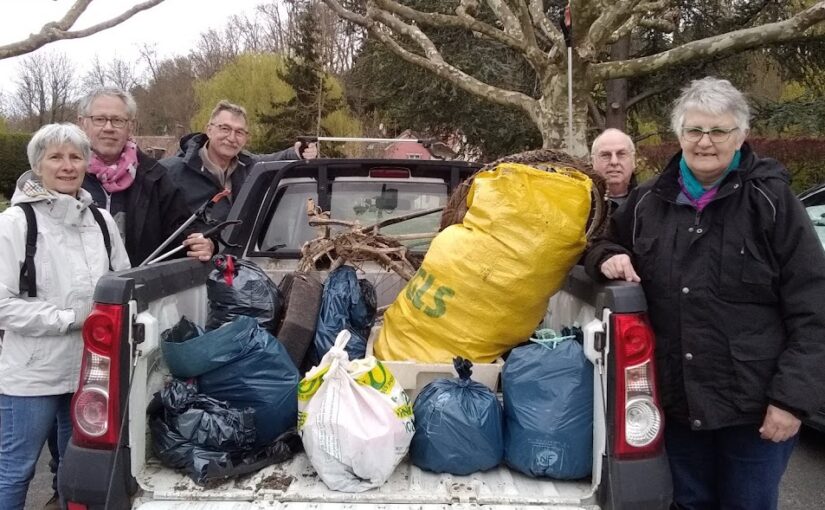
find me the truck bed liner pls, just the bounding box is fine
[137,454,595,507]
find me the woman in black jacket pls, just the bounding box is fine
[585,77,825,510]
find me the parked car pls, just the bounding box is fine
[799,183,825,432]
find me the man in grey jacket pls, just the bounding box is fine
[161,100,318,222]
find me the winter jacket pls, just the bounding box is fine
[0,172,131,396]
[84,150,204,266]
[584,143,825,430]
[160,133,299,222]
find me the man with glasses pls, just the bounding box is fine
[78,87,214,265]
[161,100,319,222]
[590,128,637,210]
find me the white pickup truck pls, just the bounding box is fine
[58,158,672,509]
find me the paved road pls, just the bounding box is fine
[24,427,825,509]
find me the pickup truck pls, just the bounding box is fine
[58,158,672,509]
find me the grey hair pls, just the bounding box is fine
[591,128,636,156]
[77,87,137,118]
[27,123,92,172]
[670,77,750,136]
[209,100,248,123]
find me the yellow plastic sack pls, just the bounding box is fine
[375,163,592,363]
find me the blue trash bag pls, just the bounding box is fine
[502,330,593,479]
[311,265,377,363]
[410,357,504,475]
[161,316,299,446]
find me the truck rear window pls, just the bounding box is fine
[259,179,449,253]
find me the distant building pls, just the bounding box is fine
[382,130,456,160]
[134,135,179,160]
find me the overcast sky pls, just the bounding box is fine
[0,0,261,97]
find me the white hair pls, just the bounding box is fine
[77,87,137,119]
[28,123,91,172]
[591,128,635,157]
[670,77,750,136]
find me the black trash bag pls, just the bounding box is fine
[410,357,504,475]
[311,266,377,364]
[148,380,303,485]
[161,316,204,344]
[206,254,284,332]
[161,316,299,446]
[502,332,593,479]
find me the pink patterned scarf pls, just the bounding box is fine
[88,140,138,193]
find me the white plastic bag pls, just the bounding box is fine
[298,330,414,492]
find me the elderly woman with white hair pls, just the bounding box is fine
[585,77,825,510]
[0,123,130,509]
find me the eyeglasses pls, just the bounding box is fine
[210,123,249,139]
[595,150,633,163]
[84,115,130,129]
[681,126,739,143]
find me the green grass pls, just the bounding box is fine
[0,195,9,212]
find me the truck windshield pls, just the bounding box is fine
[259,179,449,253]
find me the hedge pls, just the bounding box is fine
[0,133,32,200]
[636,137,825,194]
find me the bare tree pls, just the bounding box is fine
[13,52,77,130]
[81,55,141,93]
[0,0,166,60]
[133,56,197,136]
[321,0,825,155]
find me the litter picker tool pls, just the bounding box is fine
[143,220,242,265]
[139,189,231,266]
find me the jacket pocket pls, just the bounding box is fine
[728,334,783,413]
[720,238,778,304]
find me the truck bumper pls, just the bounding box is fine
[600,453,672,510]
[58,441,136,509]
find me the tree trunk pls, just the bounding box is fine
[532,70,590,157]
[605,35,630,130]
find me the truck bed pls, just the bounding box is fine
[134,454,595,508]
[127,264,602,509]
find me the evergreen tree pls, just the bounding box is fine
[258,2,345,154]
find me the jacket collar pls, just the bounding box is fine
[653,142,765,203]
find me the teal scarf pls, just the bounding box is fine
[679,150,741,200]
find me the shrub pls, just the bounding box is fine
[636,137,825,194]
[0,133,32,200]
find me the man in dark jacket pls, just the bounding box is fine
[78,87,214,266]
[161,100,318,222]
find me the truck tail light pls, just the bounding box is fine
[72,303,125,449]
[611,312,663,458]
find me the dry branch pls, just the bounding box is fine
[0,0,166,60]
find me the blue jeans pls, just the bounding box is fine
[665,420,797,510]
[0,393,73,510]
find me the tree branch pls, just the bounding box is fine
[528,0,566,57]
[593,2,825,80]
[638,17,676,33]
[0,0,166,60]
[625,85,668,109]
[585,0,641,55]
[487,0,522,37]
[370,0,526,52]
[322,0,538,114]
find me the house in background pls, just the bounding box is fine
[381,130,456,160]
[134,135,179,160]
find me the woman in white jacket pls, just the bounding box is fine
[0,123,131,509]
